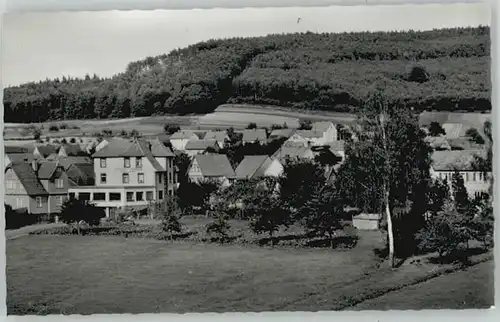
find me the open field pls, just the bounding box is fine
[351,260,494,310]
[3,104,491,143]
[6,232,493,314]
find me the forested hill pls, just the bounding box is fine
[4,27,491,123]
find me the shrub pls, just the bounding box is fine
[246,122,257,129]
[206,214,231,244]
[407,64,430,83]
[59,199,105,234]
[4,204,37,229]
[298,119,312,130]
[465,127,485,144]
[69,138,76,143]
[48,125,59,132]
[164,124,181,135]
[428,121,446,137]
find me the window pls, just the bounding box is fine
[136,157,142,168]
[168,173,172,184]
[158,190,164,200]
[136,191,144,201]
[16,198,23,208]
[94,193,106,201]
[126,192,134,202]
[465,173,470,182]
[138,173,145,184]
[146,191,154,201]
[80,193,91,201]
[158,173,163,184]
[124,157,131,168]
[100,173,107,184]
[56,196,63,206]
[100,158,107,168]
[56,179,64,188]
[122,173,129,184]
[473,172,477,182]
[109,193,121,201]
[168,190,172,196]
[36,197,43,208]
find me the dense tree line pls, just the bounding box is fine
[4,27,490,123]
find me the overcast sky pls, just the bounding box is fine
[1,3,490,87]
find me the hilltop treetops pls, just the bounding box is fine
[4,26,490,123]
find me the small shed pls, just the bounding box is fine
[352,213,381,230]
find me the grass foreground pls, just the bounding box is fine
[6,232,493,315]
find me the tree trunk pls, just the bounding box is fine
[384,190,395,268]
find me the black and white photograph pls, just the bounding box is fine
[1,1,494,315]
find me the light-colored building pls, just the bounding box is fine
[187,154,235,187]
[272,141,315,163]
[312,121,338,144]
[431,150,491,199]
[184,139,220,157]
[203,130,229,148]
[234,155,283,180]
[170,130,200,151]
[68,138,176,217]
[242,129,267,145]
[352,213,381,230]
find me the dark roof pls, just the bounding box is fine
[234,155,270,180]
[66,163,95,186]
[7,162,47,195]
[5,153,38,163]
[35,144,59,157]
[149,138,175,157]
[193,154,235,178]
[37,161,60,179]
[61,144,84,156]
[57,156,93,170]
[185,139,219,150]
[431,150,486,171]
[242,129,267,142]
[4,146,29,154]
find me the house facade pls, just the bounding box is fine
[312,121,338,144]
[187,154,235,187]
[68,138,176,217]
[430,150,492,198]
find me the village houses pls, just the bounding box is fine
[68,138,177,217]
[242,129,267,145]
[187,154,235,187]
[233,155,283,180]
[184,139,220,157]
[430,149,491,199]
[203,130,230,148]
[170,130,200,151]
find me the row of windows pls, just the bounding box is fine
[34,196,66,208]
[70,190,173,202]
[99,157,174,169]
[99,173,145,184]
[438,172,487,183]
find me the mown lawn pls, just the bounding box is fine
[7,234,493,315]
[7,235,381,315]
[351,260,494,310]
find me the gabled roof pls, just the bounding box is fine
[5,153,38,163]
[269,129,295,139]
[149,138,175,157]
[312,121,334,133]
[34,144,59,157]
[431,150,486,171]
[425,136,451,150]
[193,154,235,178]
[242,129,267,142]
[170,130,199,140]
[66,163,95,186]
[6,162,47,196]
[204,131,228,142]
[234,155,270,180]
[92,139,166,171]
[37,161,60,180]
[60,144,84,156]
[273,144,313,162]
[55,156,93,169]
[185,139,219,150]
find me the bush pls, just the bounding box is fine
[407,64,430,83]
[4,204,38,229]
[428,121,446,137]
[164,124,181,135]
[48,125,59,132]
[59,199,105,234]
[59,123,68,129]
[465,127,485,144]
[246,122,257,129]
[298,119,312,130]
